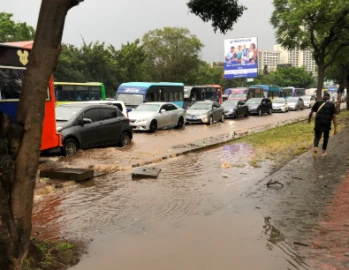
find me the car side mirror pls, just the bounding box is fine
[160,109,166,113]
[81,118,92,125]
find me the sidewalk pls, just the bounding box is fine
[249,125,349,269]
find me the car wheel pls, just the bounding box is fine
[62,138,79,156]
[268,108,272,115]
[176,117,184,129]
[220,114,225,122]
[207,115,213,125]
[119,132,131,147]
[258,109,262,116]
[149,120,158,133]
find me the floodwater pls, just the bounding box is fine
[40,109,311,171]
[33,143,309,270]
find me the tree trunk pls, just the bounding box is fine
[336,84,344,114]
[316,60,325,101]
[0,1,82,269]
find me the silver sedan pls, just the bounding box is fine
[186,101,225,125]
[128,102,186,133]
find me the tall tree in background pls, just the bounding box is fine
[142,27,204,84]
[109,39,146,86]
[271,0,349,99]
[325,47,349,112]
[0,0,246,268]
[196,61,224,85]
[0,13,35,42]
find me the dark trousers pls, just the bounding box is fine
[314,130,330,150]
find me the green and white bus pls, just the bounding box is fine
[54,82,106,105]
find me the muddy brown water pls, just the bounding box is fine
[33,143,310,270]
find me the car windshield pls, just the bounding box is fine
[134,104,160,112]
[222,101,238,107]
[189,103,212,110]
[287,98,298,102]
[55,106,83,121]
[272,99,285,103]
[116,94,144,106]
[246,99,262,104]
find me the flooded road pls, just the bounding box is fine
[41,109,311,172]
[33,144,309,270]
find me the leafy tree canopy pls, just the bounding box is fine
[254,66,315,88]
[142,27,204,84]
[187,0,246,33]
[0,12,35,42]
[195,61,223,85]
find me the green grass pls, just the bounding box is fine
[234,110,349,167]
[23,240,77,270]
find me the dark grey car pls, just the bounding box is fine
[56,103,133,155]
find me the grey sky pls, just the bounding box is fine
[2,0,276,62]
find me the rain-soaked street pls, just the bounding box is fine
[34,145,307,270]
[40,109,312,172]
[33,109,319,270]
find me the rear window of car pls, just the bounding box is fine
[101,107,117,120]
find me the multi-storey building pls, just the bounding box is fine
[258,50,281,73]
[273,44,317,74]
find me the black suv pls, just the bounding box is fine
[55,103,133,155]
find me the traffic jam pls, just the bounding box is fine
[0,42,341,157]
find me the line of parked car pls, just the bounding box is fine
[54,95,316,156]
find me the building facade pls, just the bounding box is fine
[273,44,317,74]
[258,50,281,74]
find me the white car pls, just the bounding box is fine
[300,96,316,108]
[69,100,128,117]
[272,98,288,113]
[129,102,186,132]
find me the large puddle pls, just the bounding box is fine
[33,143,309,270]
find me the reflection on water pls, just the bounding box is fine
[33,143,307,269]
[263,217,309,270]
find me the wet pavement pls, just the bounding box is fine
[40,109,312,173]
[248,125,349,269]
[33,143,308,270]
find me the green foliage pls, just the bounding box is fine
[254,67,315,88]
[187,0,247,34]
[109,39,146,84]
[195,62,223,85]
[55,39,147,97]
[325,47,349,86]
[0,12,35,42]
[142,27,204,84]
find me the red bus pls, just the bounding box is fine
[204,84,223,104]
[0,41,62,151]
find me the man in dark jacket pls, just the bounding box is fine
[308,92,337,159]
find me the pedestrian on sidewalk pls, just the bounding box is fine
[308,92,337,159]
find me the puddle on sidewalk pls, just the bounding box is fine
[33,143,308,269]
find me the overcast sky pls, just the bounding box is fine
[2,0,276,62]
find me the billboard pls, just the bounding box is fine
[224,37,258,79]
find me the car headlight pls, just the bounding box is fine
[136,118,148,122]
[56,127,63,132]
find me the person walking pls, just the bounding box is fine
[308,92,337,159]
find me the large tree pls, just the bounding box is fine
[0,0,246,269]
[0,1,83,269]
[0,13,35,42]
[142,27,204,84]
[325,47,349,112]
[196,61,224,85]
[270,0,349,99]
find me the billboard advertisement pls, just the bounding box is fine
[224,37,258,79]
